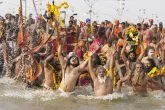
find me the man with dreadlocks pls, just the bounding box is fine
[57,38,89,94]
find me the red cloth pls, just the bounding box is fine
[90,37,101,53]
[76,47,83,59]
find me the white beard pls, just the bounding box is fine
[98,76,107,84]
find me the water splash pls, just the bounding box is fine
[0,77,16,84]
[77,92,125,101]
[3,90,34,100]
[149,90,165,99]
[0,78,164,102]
[0,89,58,101]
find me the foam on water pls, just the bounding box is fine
[0,77,16,84]
[0,89,58,101]
[149,90,165,100]
[0,83,126,102]
[77,92,125,101]
[0,77,164,102]
[2,90,34,100]
[39,90,58,101]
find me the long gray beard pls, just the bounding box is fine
[98,76,107,84]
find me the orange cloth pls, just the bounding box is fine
[17,29,28,47]
[135,45,141,55]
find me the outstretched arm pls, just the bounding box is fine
[78,58,89,72]
[116,74,131,93]
[12,55,22,63]
[121,43,128,63]
[137,44,144,61]
[58,40,66,69]
[44,53,54,67]
[88,54,97,81]
[116,66,131,92]
[109,49,117,79]
[31,62,43,85]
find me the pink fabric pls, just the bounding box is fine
[76,48,83,59]
[90,37,101,53]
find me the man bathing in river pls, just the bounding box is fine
[88,52,114,96]
[57,39,89,94]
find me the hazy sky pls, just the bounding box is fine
[0,0,164,24]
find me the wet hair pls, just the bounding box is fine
[63,55,80,80]
[96,65,106,75]
[91,53,101,67]
[67,55,80,67]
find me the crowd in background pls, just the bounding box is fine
[0,10,165,96]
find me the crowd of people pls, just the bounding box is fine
[0,5,165,97]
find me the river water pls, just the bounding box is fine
[0,77,164,110]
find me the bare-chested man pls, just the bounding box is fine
[88,53,114,96]
[117,62,147,95]
[143,58,165,91]
[57,40,88,93]
[142,46,161,68]
[121,43,144,71]
[117,60,165,95]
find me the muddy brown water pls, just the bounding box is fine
[0,77,164,110]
